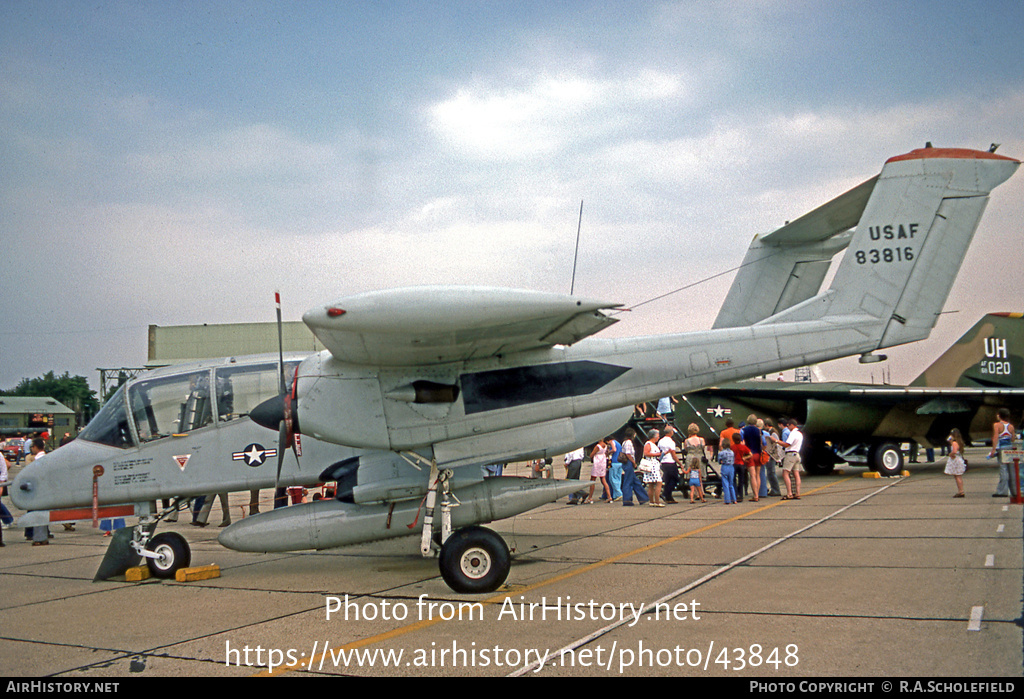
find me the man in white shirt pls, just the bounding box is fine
[564,447,587,505]
[658,425,682,503]
[779,419,803,500]
[619,428,649,506]
[26,439,53,544]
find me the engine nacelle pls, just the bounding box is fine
[295,350,632,453]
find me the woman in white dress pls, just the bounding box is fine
[640,430,664,507]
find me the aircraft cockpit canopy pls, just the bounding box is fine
[77,360,300,449]
[77,384,134,449]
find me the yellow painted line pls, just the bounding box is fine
[256,478,851,676]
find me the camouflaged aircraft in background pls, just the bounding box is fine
[685,313,1024,476]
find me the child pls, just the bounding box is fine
[718,439,736,504]
[945,428,967,498]
[587,438,612,504]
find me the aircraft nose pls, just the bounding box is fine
[10,464,40,509]
[9,439,111,511]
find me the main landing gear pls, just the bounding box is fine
[406,453,512,594]
[870,441,904,478]
[439,525,511,593]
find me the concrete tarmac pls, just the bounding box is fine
[0,448,1020,678]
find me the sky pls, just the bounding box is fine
[2,0,1022,396]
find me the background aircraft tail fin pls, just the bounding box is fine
[910,312,1024,389]
[719,147,1019,354]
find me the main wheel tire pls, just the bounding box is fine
[145,532,191,579]
[871,442,904,477]
[438,526,510,594]
[802,439,838,476]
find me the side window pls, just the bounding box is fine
[129,370,214,443]
[215,362,298,423]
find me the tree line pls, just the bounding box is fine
[1,371,100,428]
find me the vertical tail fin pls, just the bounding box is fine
[716,147,1019,355]
[911,313,1024,389]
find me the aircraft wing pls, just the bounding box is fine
[849,387,1024,414]
[302,286,621,367]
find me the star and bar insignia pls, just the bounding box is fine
[232,443,277,467]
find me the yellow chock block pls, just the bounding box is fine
[125,566,150,582]
[862,471,881,479]
[175,564,221,582]
[901,470,911,477]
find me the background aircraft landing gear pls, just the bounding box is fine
[802,438,839,476]
[438,525,510,593]
[870,441,904,477]
[144,532,192,579]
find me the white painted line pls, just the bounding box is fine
[968,606,983,631]
[997,524,1005,533]
[507,480,903,677]
[984,554,995,567]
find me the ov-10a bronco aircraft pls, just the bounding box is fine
[12,145,1018,593]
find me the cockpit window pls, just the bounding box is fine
[129,370,214,442]
[78,385,134,449]
[215,361,298,423]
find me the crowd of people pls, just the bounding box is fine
[557,412,807,508]
[555,406,1022,507]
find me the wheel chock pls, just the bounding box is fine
[862,471,881,479]
[175,564,221,582]
[125,566,151,582]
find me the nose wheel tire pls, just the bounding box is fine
[438,526,510,593]
[145,532,191,579]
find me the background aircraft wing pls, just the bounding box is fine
[302,286,621,366]
[695,382,1024,402]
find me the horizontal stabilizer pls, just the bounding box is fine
[713,176,877,329]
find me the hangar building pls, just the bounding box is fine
[0,396,77,439]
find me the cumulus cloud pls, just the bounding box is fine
[426,70,687,160]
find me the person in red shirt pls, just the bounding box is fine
[730,432,752,501]
[719,420,740,453]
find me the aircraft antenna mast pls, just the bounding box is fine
[570,200,583,296]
